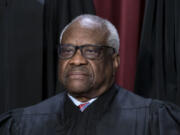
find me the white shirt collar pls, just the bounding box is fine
[68,93,97,106]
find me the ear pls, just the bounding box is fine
[113,54,120,71]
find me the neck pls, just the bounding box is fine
[70,95,92,102]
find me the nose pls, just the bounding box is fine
[69,50,88,65]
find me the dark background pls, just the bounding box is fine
[0,0,95,114]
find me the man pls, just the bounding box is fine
[0,14,180,135]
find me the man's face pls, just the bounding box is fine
[58,22,119,99]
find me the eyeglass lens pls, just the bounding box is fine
[58,44,113,59]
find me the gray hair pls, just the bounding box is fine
[59,14,120,53]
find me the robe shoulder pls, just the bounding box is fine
[23,91,66,114]
[114,85,180,135]
[114,85,152,109]
[148,100,180,135]
[115,85,180,110]
[0,92,66,135]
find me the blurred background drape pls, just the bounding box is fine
[0,0,95,114]
[93,0,145,91]
[135,0,180,106]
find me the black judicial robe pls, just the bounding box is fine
[0,85,180,135]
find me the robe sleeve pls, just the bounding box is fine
[0,111,21,135]
[149,100,180,135]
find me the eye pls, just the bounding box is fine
[85,48,99,56]
[84,46,100,54]
[62,48,74,53]
[82,46,102,59]
[86,49,98,53]
[59,46,74,57]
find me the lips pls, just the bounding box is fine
[67,71,89,80]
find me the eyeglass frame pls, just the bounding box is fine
[58,44,115,60]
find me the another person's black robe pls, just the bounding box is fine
[0,0,95,114]
[135,0,180,106]
[0,85,180,135]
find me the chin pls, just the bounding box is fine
[68,88,87,95]
[65,81,92,94]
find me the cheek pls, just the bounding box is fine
[58,60,68,81]
[91,60,113,83]
[90,61,107,82]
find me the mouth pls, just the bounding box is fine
[67,71,89,80]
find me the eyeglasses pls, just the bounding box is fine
[58,44,115,60]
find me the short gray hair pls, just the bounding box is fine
[59,14,120,53]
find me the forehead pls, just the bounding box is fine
[61,20,109,45]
